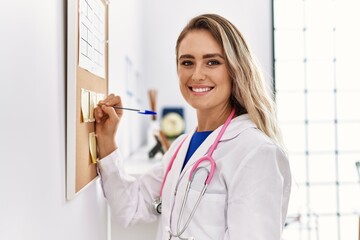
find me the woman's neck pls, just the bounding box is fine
[196,106,232,132]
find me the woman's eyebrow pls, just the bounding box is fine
[178,53,224,60]
[178,54,194,60]
[203,53,224,59]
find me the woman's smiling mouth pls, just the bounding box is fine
[189,87,214,93]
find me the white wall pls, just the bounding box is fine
[0,1,108,239]
[142,0,274,131]
[108,0,148,158]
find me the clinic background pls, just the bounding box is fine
[0,0,359,240]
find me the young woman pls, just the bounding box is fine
[95,13,291,240]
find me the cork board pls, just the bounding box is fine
[67,0,109,200]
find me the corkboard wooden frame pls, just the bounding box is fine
[66,0,108,200]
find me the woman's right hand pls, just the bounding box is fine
[94,94,123,159]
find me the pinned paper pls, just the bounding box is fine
[89,91,97,122]
[96,93,105,104]
[79,0,106,78]
[89,132,97,164]
[81,88,90,122]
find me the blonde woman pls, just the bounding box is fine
[95,13,291,240]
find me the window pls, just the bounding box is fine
[273,1,360,239]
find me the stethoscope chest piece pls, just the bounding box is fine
[152,197,162,215]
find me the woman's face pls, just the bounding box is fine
[177,30,232,113]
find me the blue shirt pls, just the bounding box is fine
[182,131,213,171]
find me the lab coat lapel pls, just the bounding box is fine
[166,133,192,205]
[180,114,256,176]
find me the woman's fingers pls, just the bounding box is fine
[94,94,122,158]
[94,105,103,117]
[100,94,120,106]
[104,95,123,117]
[105,95,121,107]
[95,94,123,123]
[98,95,122,108]
[101,104,118,122]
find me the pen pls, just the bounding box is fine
[112,106,157,115]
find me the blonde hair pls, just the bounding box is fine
[176,14,284,148]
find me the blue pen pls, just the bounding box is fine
[112,106,157,115]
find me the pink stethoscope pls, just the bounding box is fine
[152,109,235,240]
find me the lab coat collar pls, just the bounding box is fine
[210,113,256,142]
[178,113,257,177]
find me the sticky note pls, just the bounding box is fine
[96,93,105,104]
[89,132,97,164]
[81,88,90,122]
[89,91,97,122]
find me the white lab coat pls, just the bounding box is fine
[98,114,291,240]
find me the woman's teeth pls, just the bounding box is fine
[192,87,212,93]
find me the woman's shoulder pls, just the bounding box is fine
[228,114,275,147]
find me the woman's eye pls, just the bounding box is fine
[208,60,220,66]
[181,60,193,66]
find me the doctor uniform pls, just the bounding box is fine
[97,114,291,240]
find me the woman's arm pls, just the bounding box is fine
[97,150,163,227]
[94,94,184,226]
[95,94,161,226]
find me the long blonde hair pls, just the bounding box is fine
[176,14,284,148]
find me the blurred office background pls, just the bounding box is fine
[274,1,360,240]
[0,0,359,240]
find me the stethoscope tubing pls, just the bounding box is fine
[161,108,235,196]
[160,136,188,197]
[175,167,209,236]
[161,109,236,239]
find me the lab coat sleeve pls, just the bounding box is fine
[224,142,291,240]
[97,149,164,227]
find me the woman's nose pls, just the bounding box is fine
[192,66,206,81]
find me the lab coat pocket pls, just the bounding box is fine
[187,188,227,227]
[183,188,227,239]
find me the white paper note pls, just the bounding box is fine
[79,0,106,78]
